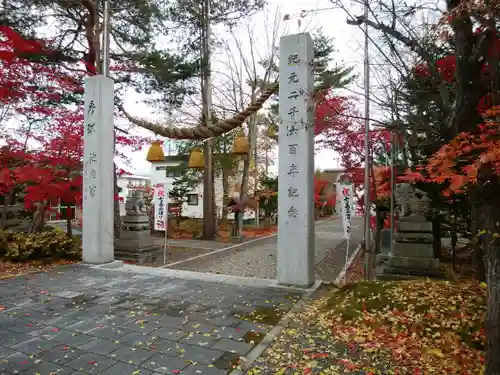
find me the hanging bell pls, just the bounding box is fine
[146,140,165,162]
[232,130,249,156]
[188,147,205,169]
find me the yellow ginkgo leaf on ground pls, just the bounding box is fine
[425,347,444,358]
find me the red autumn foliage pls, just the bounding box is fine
[314,90,399,215]
[400,106,500,197]
[0,26,149,219]
[315,91,395,171]
[314,176,336,208]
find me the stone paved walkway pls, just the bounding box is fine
[0,265,302,375]
[169,217,363,280]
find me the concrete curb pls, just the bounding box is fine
[230,280,323,374]
[165,217,336,269]
[88,261,322,292]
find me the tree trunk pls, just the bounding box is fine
[432,214,442,259]
[477,166,500,374]
[66,215,73,238]
[471,197,487,282]
[0,190,11,229]
[221,168,229,224]
[31,202,47,233]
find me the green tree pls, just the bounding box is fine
[169,162,202,215]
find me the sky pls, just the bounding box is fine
[122,0,368,177]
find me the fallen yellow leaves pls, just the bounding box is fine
[0,259,76,280]
[248,279,485,375]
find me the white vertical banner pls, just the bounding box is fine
[154,183,168,231]
[339,182,354,283]
[339,183,354,239]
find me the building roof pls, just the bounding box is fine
[149,154,190,163]
[120,174,150,180]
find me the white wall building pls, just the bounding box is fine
[149,154,256,220]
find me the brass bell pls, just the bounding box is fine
[188,147,205,169]
[232,130,249,156]
[146,140,165,162]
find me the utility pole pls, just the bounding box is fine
[100,0,121,241]
[362,0,371,279]
[201,0,215,239]
[102,0,110,76]
[254,126,259,227]
[390,131,395,253]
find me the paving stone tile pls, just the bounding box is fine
[66,321,103,334]
[153,316,185,329]
[96,314,137,328]
[52,290,85,299]
[181,321,218,334]
[2,308,50,323]
[5,320,47,334]
[99,361,153,375]
[0,351,35,373]
[35,344,87,365]
[109,346,155,365]
[18,360,75,374]
[31,326,72,340]
[77,338,121,355]
[65,352,117,374]
[175,344,224,365]
[0,331,31,348]
[118,331,158,349]
[211,326,247,340]
[44,315,86,328]
[212,338,253,355]
[87,325,129,341]
[178,333,219,347]
[11,337,59,355]
[153,327,188,342]
[207,315,241,327]
[48,330,95,346]
[123,319,163,334]
[0,346,16,359]
[147,338,179,355]
[141,353,188,374]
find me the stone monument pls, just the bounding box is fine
[114,191,162,264]
[277,33,315,287]
[82,76,114,264]
[378,183,443,279]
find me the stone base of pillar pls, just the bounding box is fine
[114,231,162,265]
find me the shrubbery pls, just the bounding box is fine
[0,229,81,261]
[177,219,203,238]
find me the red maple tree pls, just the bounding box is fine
[0,26,149,230]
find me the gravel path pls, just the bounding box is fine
[169,217,363,279]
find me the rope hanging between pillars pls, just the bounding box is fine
[119,84,278,140]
